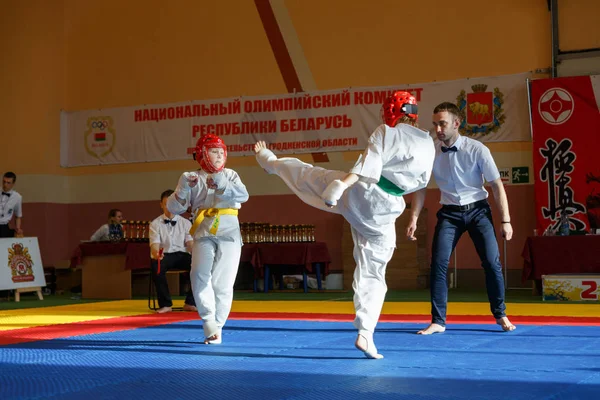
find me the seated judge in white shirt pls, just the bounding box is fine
[149,189,197,313]
[90,208,123,241]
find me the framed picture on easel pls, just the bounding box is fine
[0,237,46,302]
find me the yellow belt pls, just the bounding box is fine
[190,208,238,235]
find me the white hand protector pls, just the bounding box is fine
[175,172,198,199]
[210,172,227,191]
[322,179,348,207]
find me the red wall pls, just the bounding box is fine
[25,184,534,278]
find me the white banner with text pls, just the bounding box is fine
[60,72,532,167]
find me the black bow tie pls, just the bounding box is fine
[441,146,458,153]
[1,192,10,197]
[164,219,176,226]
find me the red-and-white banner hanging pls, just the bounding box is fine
[530,75,600,234]
[61,72,532,167]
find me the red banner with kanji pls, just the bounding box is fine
[530,75,600,233]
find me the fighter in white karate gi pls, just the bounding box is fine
[254,91,435,358]
[167,134,249,344]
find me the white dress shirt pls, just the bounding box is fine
[433,135,501,206]
[0,190,23,224]
[149,214,193,254]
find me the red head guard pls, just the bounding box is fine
[194,134,227,173]
[381,91,418,127]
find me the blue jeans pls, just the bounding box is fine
[430,201,506,325]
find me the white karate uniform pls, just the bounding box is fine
[167,168,249,337]
[258,124,435,334]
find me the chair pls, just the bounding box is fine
[147,254,186,311]
[148,272,182,311]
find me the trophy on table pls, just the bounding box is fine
[122,220,130,241]
[118,220,150,242]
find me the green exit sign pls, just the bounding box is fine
[511,167,529,184]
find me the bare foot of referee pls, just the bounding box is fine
[496,317,516,332]
[417,323,446,335]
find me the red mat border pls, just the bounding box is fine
[2,312,599,346]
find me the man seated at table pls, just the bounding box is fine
[149,190,197,313]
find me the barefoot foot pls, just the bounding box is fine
[496,317,516,332]
[355,332,383,359]
[204,333,222,344]
[182,304,197,312]
[156,306,172,314]
[417,323,446,335]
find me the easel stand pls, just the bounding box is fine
[15,286,44,302]
[1,237,47,302]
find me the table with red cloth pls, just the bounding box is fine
[240,242,331,292]
[71,241,331,295]
[70,241,150,270]
[69,241,151,299]
[521,235,600,291]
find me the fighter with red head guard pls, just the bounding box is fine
[196,134,228,174]
[254,91,435,359]
[381,90,419,127]
[167,133,249,345]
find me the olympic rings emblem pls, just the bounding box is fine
[91,121,109,129]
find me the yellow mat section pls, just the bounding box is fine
[0,301,150,331]
[1,300,598,332]
[231,301,600,318]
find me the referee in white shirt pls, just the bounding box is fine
[149,189,197,313]
[1,172,23,238]
[407,102,516,334]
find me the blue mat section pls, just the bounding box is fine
[1,320,600,400]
